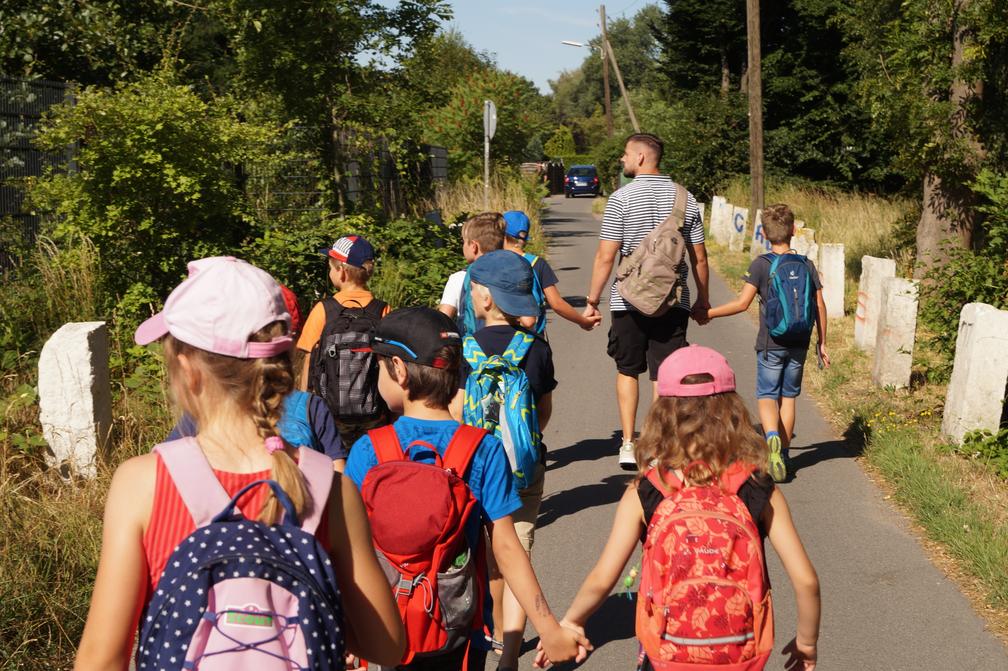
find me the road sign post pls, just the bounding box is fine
[483,99,497,209]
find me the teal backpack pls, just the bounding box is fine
[523,252,548,336]
[462,332,541,490]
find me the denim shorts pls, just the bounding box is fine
[756,347,808,399]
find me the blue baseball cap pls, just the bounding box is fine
[318,235,375,268]
[469,250,539,318]
[503,210,531,241]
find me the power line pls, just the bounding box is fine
[616,0,642,17]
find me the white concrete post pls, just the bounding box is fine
[750,210,773,258]
[38,321,112,477]
[729,206,748,252]
[697,201,706,231]
[942,303,1008,443]
[790,228,817,257]
[818,243,845,318]
[710,196,729,245]
[872,278,919,389]
[854,256,896,350]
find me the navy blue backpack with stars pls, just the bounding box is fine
[138,438,345,671]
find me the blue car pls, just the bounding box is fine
[564,165,600,198]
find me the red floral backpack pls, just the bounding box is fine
[636,462,774,670]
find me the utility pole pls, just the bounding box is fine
[600,4,639,133]
[746,0,764,221]
[599,4,613,136]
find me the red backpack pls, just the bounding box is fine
[637,463,774,671]
[361,424,488,665]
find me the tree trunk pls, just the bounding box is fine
[913,0,984,276]
[720,48,730,95]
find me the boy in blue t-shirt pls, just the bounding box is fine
[345,307,589,671]
[706,204,830,482]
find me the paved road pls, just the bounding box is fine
[487,194,1008,670]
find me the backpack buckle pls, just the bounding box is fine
[394,573,424,599]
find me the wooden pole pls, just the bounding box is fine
[600,5,613,136]
[601,5,639,132]
[746,0,764,221]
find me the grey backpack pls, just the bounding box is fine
[615,182,688,317]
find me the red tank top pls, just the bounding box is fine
[142,455,271,590]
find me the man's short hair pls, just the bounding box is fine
[761,204,796,244]
[461,212,505,252]
[625,133,664,165]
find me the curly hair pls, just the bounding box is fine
[635,374,768,485]
[163,321,309,524]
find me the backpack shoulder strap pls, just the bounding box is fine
[645,466,684,498]
[502,331,535,366]
[442,424,488,477]
[368,425,406,464]
[295,447,334,533]
[720,462,758,495]
[463,335,487,368]
[363,298,387,319]
[671,182,688,221]
[523,252,540,267]
[154,438,232,527]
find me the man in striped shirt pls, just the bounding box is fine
[584,133,710,469]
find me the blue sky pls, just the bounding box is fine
[442,1,647,93]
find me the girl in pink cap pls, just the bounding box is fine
[538,345,820,671]
[75,257,404,670]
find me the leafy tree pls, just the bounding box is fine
[423,68,549,177]
[27,71,277,306]
[544,125,576,159]
[840,0,1008,273]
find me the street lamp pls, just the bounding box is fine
[561,39,613,137]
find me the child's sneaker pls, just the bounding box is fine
[767,432,786,482]
[619,439,637,471]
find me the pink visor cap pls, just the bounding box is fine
[135,257,293,358]
[657,344,736,397]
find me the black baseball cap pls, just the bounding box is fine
[369,307,461,369]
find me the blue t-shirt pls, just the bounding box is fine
[346,416,521,525]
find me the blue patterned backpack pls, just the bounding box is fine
[138,438,344,670]
[461,332,541,490]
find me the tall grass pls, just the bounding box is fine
[434,173,549,256]
[1,236,173,670]
[722,177,915,273]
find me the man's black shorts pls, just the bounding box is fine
[607,308,690,380]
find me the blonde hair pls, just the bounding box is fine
[461,212,505,252]
[762,203,795,244]
[470,282,520,324]
[163,322,310,524]
[636,374,768,486]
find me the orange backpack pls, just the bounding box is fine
[637,463,774,670]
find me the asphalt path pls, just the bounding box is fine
[487,194,1008,670]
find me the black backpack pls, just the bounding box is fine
[307,297,388,422]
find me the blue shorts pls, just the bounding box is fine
[756,348,808,399]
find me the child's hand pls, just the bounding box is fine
[580,312,603,331]
[535,621,592,668]
[817,343,830,369]
[691,300,711,325]
[782,637,817,670]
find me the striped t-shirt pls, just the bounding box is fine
[600,174,705,312]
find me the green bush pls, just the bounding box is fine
[241,212,463,312]
[28,70,280,310]
[919,169,1008,368]
[959,429,1008,480]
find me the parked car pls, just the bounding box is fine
[564,164,600,198]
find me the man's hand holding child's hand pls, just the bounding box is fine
[533,619,592,668]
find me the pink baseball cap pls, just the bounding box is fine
[135,257,293,358]
[657,345,736,397]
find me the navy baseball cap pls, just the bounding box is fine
[503,210,531,240]
[369,307,461,369]
[469,250,539,318]
[319,235,375,268]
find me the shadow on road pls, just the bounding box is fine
[547,431,622,469]
[537,474,630,529]
[788,420,867,480]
